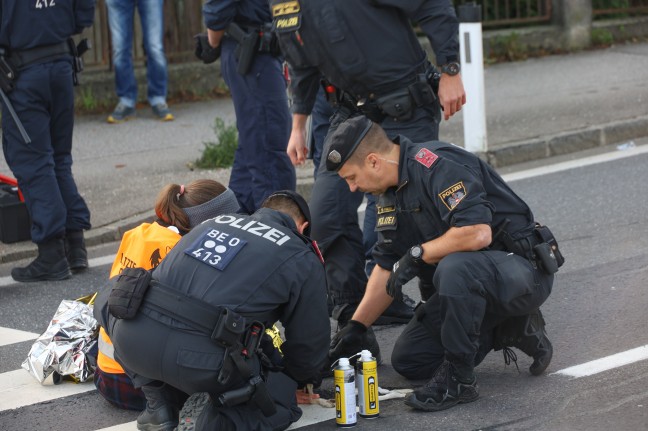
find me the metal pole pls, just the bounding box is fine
[458,2,487,154]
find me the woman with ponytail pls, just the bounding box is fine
[95,179,240,411]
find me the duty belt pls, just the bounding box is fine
[324,68,440,123]
[11,41,71,70]
[142,280,277,417]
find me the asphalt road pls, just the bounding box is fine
[1,141,648,430]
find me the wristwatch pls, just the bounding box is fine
[409,244,424,264]
[441,61,461,76]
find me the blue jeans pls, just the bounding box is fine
[105,0,168,107]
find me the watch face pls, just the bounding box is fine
[443,62,461,76]
[410,245,423,259]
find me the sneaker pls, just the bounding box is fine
[107,103,136,123]
[493,309,553,376]
[152,103,174,121]
[404,360,479,412]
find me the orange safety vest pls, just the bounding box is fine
[97,222,181,374]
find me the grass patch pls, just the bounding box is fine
[193,117,238,169]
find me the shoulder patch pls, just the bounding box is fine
[438,182,467,211]
[415,148,438,168]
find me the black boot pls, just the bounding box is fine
[137,383,184,431]
[405,359,479,412]
[65,229,88,271]
[11,237,71,282]
[494,309,553,376]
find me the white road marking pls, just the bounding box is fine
[0,327,38,347]
[500,142,648,182]
[0,368,95,411]
[552,345,648,378]
[95,404,337,431]
[96,422,136,430]
[356,143,648,214]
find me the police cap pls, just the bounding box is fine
[266,190,312,237]
[325,116,373,172]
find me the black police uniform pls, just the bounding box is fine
[271,0,458,312]
[203,0,295,214]
[96,208,329,430]
[0,1,93,244]
[369,136,554,379]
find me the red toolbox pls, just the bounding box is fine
[0,174,31,244]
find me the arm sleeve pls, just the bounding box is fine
[279,253,330,382]
[372,236,400,271]
[288,64,321,115]
[426,159,494,227]
[203,0,237,30]
[373,0,459,65]
[74,0,96,33]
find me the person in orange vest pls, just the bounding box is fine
[94,179,240,411]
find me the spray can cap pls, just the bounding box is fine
[338,357,350,367]
[360,350,373,361]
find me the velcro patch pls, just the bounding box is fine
[439,182,467,211]
[272,1,300,17]
[184,229,247,271]
[415,148,438,168]
[376,204,397,230]
[273,14,300,32]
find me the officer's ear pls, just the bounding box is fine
[296,220,309,235]
[366,153,379,169]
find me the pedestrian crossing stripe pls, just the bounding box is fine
[0,327,38,347]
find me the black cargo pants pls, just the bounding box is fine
[391,250,553,379]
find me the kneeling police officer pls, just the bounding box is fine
[95,191,330,431]
[327,116,561,412]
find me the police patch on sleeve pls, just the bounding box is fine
[272,0,301,32]
[415,148,438,168]
[184,229,247,271]
[439,182,467,211]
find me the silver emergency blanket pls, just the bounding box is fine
[22,299,99,384]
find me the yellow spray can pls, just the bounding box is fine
[334,357,357,427]
[356,349,379,418]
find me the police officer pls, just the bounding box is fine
[0,0,94,282]
[272,0,466,330]
[326,116,559,412]
[195,0,296,214]
[95,191,329,430]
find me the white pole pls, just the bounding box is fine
[458,4,487,154]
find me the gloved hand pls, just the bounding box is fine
[329,320,367,362]
[194,33,221,64]
[386,247,422,301]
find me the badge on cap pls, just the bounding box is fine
[328,150,342,164]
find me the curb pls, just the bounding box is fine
[2,115,647,265]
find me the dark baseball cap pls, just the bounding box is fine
[265,190,312,236]
[325,116,373,172]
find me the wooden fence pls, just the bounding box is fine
[83,0,647,70]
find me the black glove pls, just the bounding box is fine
[329,320,367,362]
[386,247,422,301]
[194,33,221,64]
